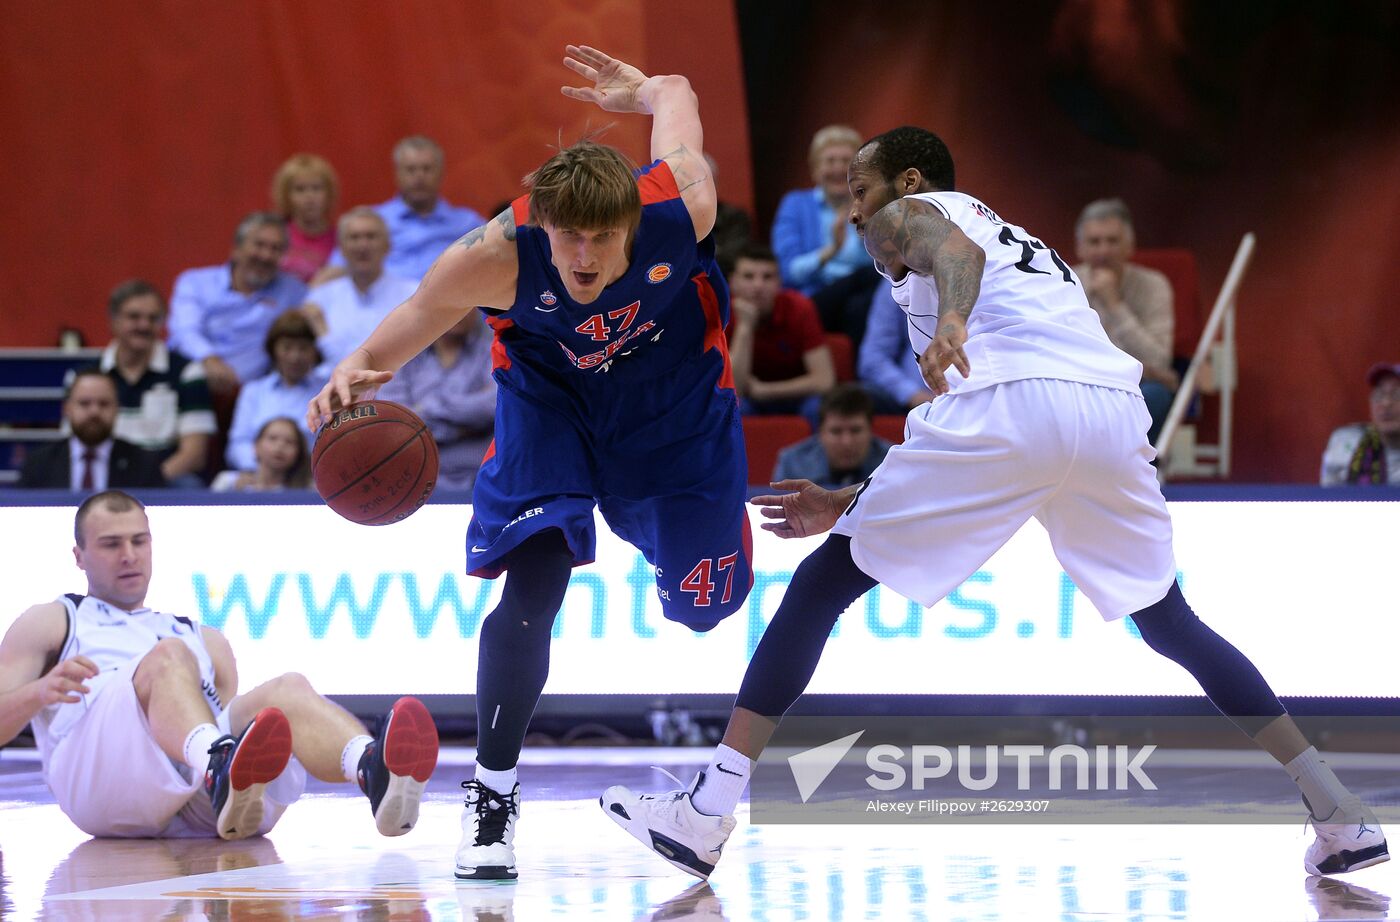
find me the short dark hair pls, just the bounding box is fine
[264,309,321,365]
[859,126,956,192]
[107,279,165,318]
[733,243,778,267]
[64,366,116,401]
[818,383,875,425]
[74,489,145,547]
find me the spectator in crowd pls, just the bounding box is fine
[771,125,868,296]
[302,208,418,370]
[19,370,166,490]
[224,312,326,471]
[1073,198,1178,445]
[271,153,340,285]
[328,135,485,281]
[704,152,753,274]
[94,280,215,488]
[772,384,892,489]
[772,124,882,352]
[857,279,936,414]
[211,417,311,492]
[726,244,836,424]
[1321,363,1400,486]
[380,312,496,491]
[168,212,308,394]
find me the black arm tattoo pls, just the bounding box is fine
[454,209,517,250]
[659,145,711,194]
[864,199,985,322]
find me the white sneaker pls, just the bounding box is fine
[600,770,737,880]
[1304,795,1390,876]
[455,780,520,880]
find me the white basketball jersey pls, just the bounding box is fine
[30,594,221,765]
[882,191,1143,395]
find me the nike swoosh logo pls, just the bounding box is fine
[534,305,558,312]
[471,545,491,553]
[715,763,743,777]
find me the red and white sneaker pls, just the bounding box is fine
[357,696,440,836]
[204,706,293,840]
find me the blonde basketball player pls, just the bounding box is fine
[0,490,439,839]
[600,127,1387,880]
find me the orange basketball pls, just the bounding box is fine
[312,400,438,526]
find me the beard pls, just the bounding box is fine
[71,417,113,446]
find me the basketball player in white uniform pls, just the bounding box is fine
[601,127,1387,879]
[0,490,440,839]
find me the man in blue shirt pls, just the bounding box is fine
[303,208,419,369]
[168,214,308,393]
[772,384,892,489]
[328,136,486,281]
[857,279,935,414]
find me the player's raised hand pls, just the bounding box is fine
[306,348,393,432]
[918,317,971,396]
[750,479,848,539]
[561,45,651,113]
[37,656,99,706]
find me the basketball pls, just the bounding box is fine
[312,400,439,526]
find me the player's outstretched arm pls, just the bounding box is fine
[750,480,860,539]
[307,210,518,429]
[0,603,94,747]
[863,198,985,394]
[560,44,715,241]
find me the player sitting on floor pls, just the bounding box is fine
[0,489,440,840]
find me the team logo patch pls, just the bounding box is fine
[646,263,672,284]
[540,290,557,305]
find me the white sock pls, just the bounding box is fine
[342,734,373,784]
[1286,747,1351,819]
[182,723,223,775]
[474,764,518,794]
[691,743,751,817]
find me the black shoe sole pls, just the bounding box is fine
[455,866,518,881]
[1314,841,1390,876]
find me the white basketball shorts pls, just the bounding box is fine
[832,378,1177,621]
[45,656,305,837]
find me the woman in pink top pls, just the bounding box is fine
[271,153,339,283]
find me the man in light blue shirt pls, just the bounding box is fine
[856,280,935,414]
[168,213,308,393]
[303,207,418,369]
[329,135,486,281]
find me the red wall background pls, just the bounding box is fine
[0,0,752,342]
[3,0,1397,481]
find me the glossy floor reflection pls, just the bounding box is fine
[1,747,1396,920]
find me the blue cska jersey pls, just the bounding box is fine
[483,160,733,397]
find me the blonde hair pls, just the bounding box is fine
[808,125,862,167]
[526,141,641,232]
[271,153,339,219]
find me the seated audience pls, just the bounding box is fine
[271,153,340,285]
[727,245,835,425]
[327,135,485,281]
[19,370,166,490]
[1321,363,1400,486]
[771,125,868,296]
[96,279,215,487]
[704,152,753,274]
[1073,197,1177,445]
[212,417,311,492]
[224,312,327,471]
[773,384,892,489]
[857,279,935,414]
[168,212,308,394]
[302,207,417,369]
[380,313,496,491]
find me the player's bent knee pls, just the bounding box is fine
[135,637,197,676]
